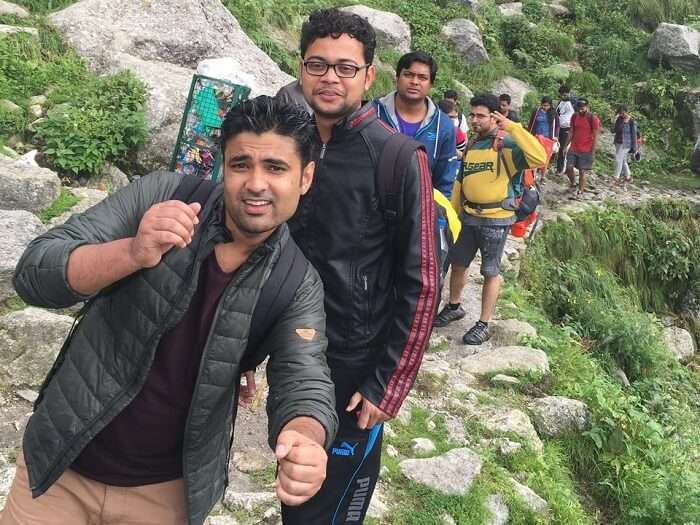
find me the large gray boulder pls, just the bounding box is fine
[648,23,700,72]
[529,396,591,438]
[0,160,61,213]
[0,307,75,387]
[491,77,534,112]
[510,478,549,513]
[441,19,489,65]
[399,448,483,495]
[341,5,411,54]
[0,210,46,302]
[0,1,29,17]
[662,326,696,362]
[50,0,293,171]
[460,345,549,376]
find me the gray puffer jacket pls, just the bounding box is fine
[13,171,337,525]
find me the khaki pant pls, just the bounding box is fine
[1,451,187,524]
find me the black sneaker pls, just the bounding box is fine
[462,321,490,345]
[433,304,466,327]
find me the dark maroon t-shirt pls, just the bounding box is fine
[72,252,235,486]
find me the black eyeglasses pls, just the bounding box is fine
[303,61,370,78]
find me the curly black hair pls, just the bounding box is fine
[220,95,315,165]
[300,8,377,65]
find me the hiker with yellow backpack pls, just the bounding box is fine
[433,94,546,345]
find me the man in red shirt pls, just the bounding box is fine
[565,98,600,197]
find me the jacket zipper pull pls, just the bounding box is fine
[363,275,368,291]
[320,143,327,160]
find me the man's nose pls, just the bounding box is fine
[245,167,269,193]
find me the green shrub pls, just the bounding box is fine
[36,71,147,178]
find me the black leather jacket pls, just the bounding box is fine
[13,172,337,525]
[289,102,440,416]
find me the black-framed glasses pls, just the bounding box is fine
[303,61,370,78]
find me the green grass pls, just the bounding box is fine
[0,296,26,317]
[38,187,79,222]
[12,0,75,14]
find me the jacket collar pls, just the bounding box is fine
[377,91,438,131]
[314,101,378,143]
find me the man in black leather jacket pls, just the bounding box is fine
[3,97,337,525]
[281,9,440,524]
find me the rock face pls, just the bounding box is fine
[50,0,293,171]
[490,319,537,346]
[529,396,591,438]
[510,478,549,513]
[0,1,28,17]
[399,448,483,495]
[0,210,46,302]
[490,77,533,112]
[648,23,700,72]
[486,494,509,525]
[0,160,61,213]
[341,5,411,54]
[460,346,549,376]
[662,326,696,362]
[479,406,543,453]
[0,308,75,387]
[499,2,524,17]
[442,19,489,65]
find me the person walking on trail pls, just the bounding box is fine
[285,9,439,524]
[612,105,639,185]
[433,94,546,345]
[565,98,600,197]
[498,93,520,123]
[555,84,576,175]
[374,51,457,198]
[2,97,338,525]
[444,88,469,139]
[527,95,560,183]
[439,98,467,159]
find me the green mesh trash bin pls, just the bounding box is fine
[169,74,250,182]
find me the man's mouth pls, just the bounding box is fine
[242,198,272,214]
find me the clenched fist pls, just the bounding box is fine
[130,200,202,268]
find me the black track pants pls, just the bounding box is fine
[282,365,383,525]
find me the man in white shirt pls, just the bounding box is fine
[556,84,575,175]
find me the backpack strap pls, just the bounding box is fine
[171,174,219,206]
[377,132,423,229]
[241,237,307,371]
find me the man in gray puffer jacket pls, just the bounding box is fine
[2,96,337,525]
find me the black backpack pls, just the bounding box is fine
[171,175,307,371]
[376,133,448,275]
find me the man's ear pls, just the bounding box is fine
[300,161,315,195]
[364,65,376,93]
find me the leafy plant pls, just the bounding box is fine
[36,71,147,178]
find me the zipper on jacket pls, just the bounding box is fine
[362,274,370,336]
[182,250,268,501]
[319,143,327,160]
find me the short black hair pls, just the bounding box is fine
[498,93,511,104]
[576,98,589,108]
[541,95,552,104]
[444,89,459,101]
[300,8,376,65]
[396,51,437,83]
[559,84,570,94]
[470,94,499,113]
[438,98,456,114]
[617,104,628,114]
[220,96,315,166]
